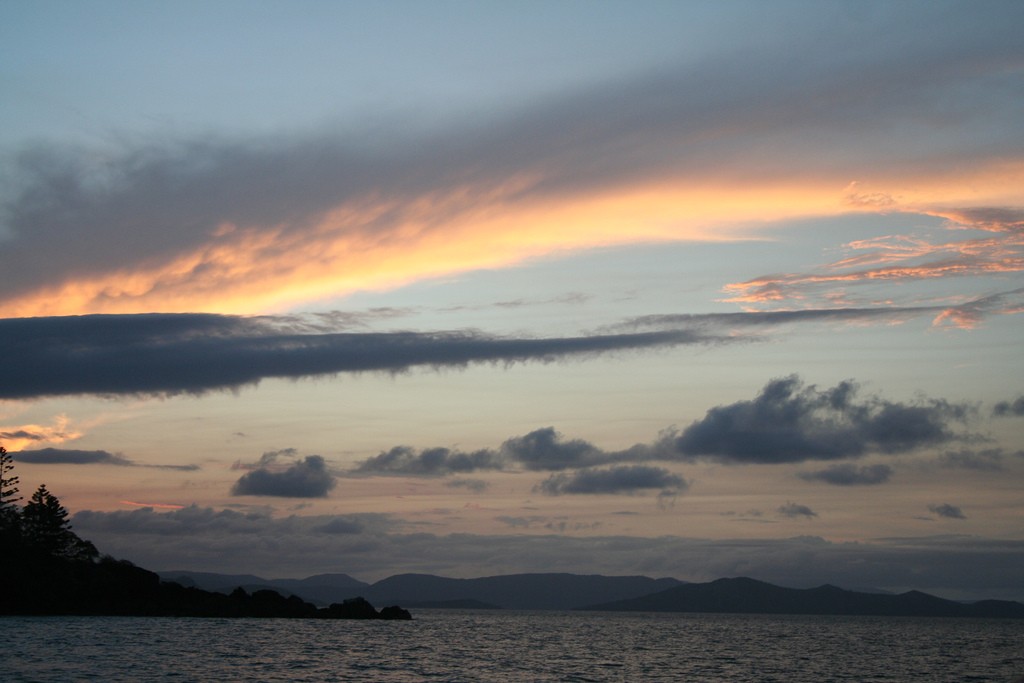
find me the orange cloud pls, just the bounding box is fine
[0,415,81,452]
[120,500,185,509]
[2,161,1020,318]
[931,289,1024,330]
[0,179,845,318]
[927,207,1024,234]
[724,180,1024,309]
[727,258,1024,302]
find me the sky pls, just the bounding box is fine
[2,0,1022,602]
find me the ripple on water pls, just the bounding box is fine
[5,612,1024,682]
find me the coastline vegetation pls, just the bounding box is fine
[0,446,410,619]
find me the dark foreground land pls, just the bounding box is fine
[2,547,410,619]
[0,461,408,619]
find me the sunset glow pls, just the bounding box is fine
[2,0,1022,602]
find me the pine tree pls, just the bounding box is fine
[0,446,21,535]
[22,484,97,561]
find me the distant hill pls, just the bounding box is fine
[159,570,682,610]
[160,570,270,591]
[271,574,372,605]
[160,570,369,606]
[579,576,1024,618]
[362,573,684,610]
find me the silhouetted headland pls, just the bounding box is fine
[0,463,410,619]
[3,547,411,619]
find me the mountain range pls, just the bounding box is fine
[159,570,682,610]
[158,570,1024,618]
[581,576,1024,618]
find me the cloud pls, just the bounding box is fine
[778,502,818,518]
[721,200,1024,320]
[501,428,611,471]
[353,445,504,477]
[231,455,337,498]
[12,448,132,466]
[1,429,46,442]
[928,503,967,520]
[534,465,686,496]
[313,518,364,535]
[495,515,552,530]
[721,509,775,524]
[929,207,1024,234]
[2,3,1021,318]
[443,292,591,314]
[842,181,897,209]
[120,501,185,510]
[615,295,1024,341]
[146,463,202,472]
[446,478,489,493]
[232,448,299,471]
[731,194,1024,328]
[669,376,971,464]
[798,463,893,486]
[0,306,1015,403]
[0,416,82,451]
[931,289,1024,330]
[936,448,1006,471]
[12,447,198,471]
[993,396,1024,417]
[74,504,390,538]
[615,305,946,332]
[352,378,979,478]
[0,313,726,400]
[352,426,653,476]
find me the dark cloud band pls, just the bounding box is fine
[534,465,686,495]
[12,448,131,466]
[0,313,720,399]
[12,447,197,471]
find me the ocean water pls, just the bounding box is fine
[6,610,1023,682]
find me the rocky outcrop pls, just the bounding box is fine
[319,597,411,620]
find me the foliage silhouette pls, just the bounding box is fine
[0,450,409,619]
[21,483,98,561]
[0,446,21,535]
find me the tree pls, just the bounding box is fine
[21,484,97,561]
[0,446,21,536]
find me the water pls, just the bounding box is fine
[6,610,1023,682]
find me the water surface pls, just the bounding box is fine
[7,610,1024,682]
